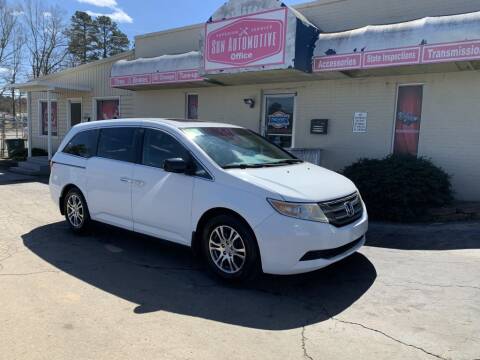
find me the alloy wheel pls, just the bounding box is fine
[208,225,246,274]
[66,194,84,228]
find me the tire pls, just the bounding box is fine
[63,188,91,234]
[201,214,260,282]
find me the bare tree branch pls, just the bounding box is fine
[22,0,68,78]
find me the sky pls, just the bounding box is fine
[56,0,308,40]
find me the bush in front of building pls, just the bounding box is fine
[10,147,48,161]
[342,155,453,222]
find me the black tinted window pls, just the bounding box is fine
[97,127,138,163]
[63,130,98,158]
[142,129,189,169]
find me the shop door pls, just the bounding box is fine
[69,101,82,127]
[263,94,295,148]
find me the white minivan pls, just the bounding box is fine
[50,119,368,281]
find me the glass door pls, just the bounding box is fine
[393,85,423,156]
[263,94,295,148]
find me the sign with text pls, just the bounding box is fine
[111,69,202,87]
[205,8,287,71]
[311,119,329,134]
[363,47,421,68]
[313,39,480,72]
[422,40,480,63]
[314,53,362,72]
[353,112,368,133]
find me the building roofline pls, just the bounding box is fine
[134,0,325,41]
[32,50,134,82]
[135,23,204,41]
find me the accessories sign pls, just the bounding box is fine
[205,8,287,71]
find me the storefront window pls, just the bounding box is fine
[264,95,295,148]
[41,101,58,136]
[96,99,120,120]
[393,85,423,156]
[186,94,199,120]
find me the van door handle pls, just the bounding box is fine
[120,177,132,183]
[133,179,145,187]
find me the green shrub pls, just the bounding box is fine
[32,148,48,156]
[342,155,453,222]
[9,147,48,161]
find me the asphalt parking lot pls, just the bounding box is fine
[0,179,479,360]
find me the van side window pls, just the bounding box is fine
[142,129,189,169]
[63,129,99,158]
[142,129,210,178]
[97,127,138,163]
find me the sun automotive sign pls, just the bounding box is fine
[204,8,288,71]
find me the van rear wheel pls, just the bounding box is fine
[64,188,91,233]
[201,214,260,281]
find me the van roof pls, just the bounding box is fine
[73,118,243,130]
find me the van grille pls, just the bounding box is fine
[318,192,363,227]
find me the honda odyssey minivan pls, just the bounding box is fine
[50,119,368,281]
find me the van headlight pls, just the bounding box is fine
[267,199,329,223]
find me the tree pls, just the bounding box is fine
[23,0,68,78]
[66,11,97,65]
[94,16,129,59]
[0,0,18,95]
[5,28,24,116]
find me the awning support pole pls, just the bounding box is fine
[27,92,32,158]
[47,90,52,160]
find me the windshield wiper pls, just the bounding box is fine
[262,159,304,166]
[222,159,303,169]
[223,164,269,169]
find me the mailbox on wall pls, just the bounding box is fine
[311,119,329,134]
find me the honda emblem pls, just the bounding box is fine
[344,202,355,217]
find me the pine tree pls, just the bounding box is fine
[66,11,98,65]
[94,16,129,59]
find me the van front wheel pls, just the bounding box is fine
[202,215,260,281]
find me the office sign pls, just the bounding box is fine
[205,8,288,71]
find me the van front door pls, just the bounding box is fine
[132,129,194,245]
[263,94,296,148]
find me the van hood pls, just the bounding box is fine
[226,163,358,202]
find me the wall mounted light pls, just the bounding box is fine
[243,98,255,108]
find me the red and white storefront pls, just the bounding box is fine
[16,0,480,199]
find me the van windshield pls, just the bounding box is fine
[182,127,302,169]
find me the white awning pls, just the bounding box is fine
[12,80,91,92]
[111,51,206,89]
[313,11,480,73]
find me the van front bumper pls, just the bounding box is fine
[253,206,368,275]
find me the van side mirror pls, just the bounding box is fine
[164,158,188,174]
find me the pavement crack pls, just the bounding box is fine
[316,302,448,360]
[381,279,480,291]
[301,326,314,360]
[0,270,59,277]
[331,317,448,360]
